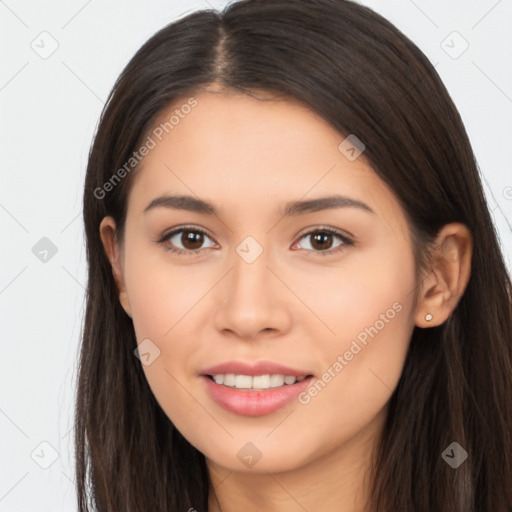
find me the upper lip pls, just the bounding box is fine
[201,360,314,377]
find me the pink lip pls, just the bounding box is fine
[201,375,314,416]
[199,360,315,417]
[201,360,313,377]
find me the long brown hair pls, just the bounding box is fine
[76,1,512,510]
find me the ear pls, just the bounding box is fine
[99,216,132,318]
[414,223,472,328]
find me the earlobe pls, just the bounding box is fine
[414,223,472,328]
[99,216,132,318]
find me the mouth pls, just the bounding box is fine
[200,372,315,416]
[204,373,313,390]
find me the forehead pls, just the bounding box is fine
[125,90,401,224]
[142,89,348,168]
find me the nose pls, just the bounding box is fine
[213,247,293,341]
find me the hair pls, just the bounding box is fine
[76,0,512,510]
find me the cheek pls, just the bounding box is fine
[288,234,417,351]
[296,243,417,431]
[298,308,414,451]
[122,242,209,397]
[122,248,211,435]
[124,242,207,342]
[292,244,415,412]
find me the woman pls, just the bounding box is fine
[76,0,512,510]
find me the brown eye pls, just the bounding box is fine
[310,232,334,250]
[180,230,205,250]
[294,227,354,256]
[158,226,217,255]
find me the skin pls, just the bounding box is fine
[100,88,472,512]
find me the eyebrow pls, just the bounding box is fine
[143,194,375,216]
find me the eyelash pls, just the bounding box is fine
[157,225,354,257]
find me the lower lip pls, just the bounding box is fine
[201,375,314,416]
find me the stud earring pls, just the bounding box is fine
[425,313,433,322]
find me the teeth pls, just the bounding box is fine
[235,375,252,389]
[210,374,306,390]
[224,373,236,386]
[252,375,270,388]
[270,375,284,387]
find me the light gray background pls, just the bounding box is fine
[1,0,511,510]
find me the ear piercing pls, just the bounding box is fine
[425,313,433,322]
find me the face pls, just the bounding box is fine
[101,89,421,475]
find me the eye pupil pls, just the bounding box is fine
[183,230,204,249]
[311,232,333,250]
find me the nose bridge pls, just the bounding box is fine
[214,234,290,337]
[229,237,275,307]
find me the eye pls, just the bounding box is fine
[157,225,354,257]
[292,227,354,256]
[157,226,217,256]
